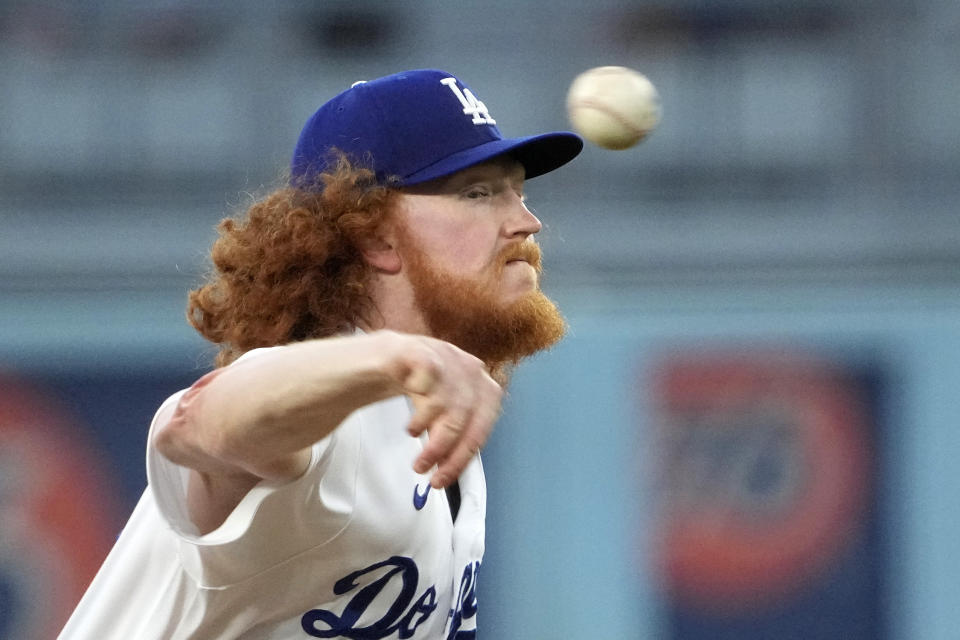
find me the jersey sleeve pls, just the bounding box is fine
[145,347,358,588]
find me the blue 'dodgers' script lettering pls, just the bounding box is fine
[301,556,436,639]
[447,561,480,640]
[301,556,481,639]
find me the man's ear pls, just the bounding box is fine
[360,235,402,274]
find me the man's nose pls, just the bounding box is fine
[503,198,542,238]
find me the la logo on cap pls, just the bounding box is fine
[441,77,496,126]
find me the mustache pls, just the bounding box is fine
[498,242,543,273]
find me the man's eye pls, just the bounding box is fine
[465,188,489,199]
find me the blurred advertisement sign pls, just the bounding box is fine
[649,350,886,639]
[0,374,123,639]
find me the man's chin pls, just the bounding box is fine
[499,285,540,306]
[430,289,567,371]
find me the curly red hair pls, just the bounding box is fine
[187,156,398,367]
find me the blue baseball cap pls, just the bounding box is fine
[290,69,583,189]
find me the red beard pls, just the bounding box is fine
[398,232,567,381]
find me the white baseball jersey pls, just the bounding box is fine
[58,346,486,639]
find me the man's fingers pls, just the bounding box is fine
[431,435,483,489]
[407,396,442,438]
[429,400,498,487]
[413,412,468,475]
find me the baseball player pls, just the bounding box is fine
[58,69,582,639]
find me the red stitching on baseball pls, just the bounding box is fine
[571,97,644,139]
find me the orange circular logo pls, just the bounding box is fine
[650,352,871,613]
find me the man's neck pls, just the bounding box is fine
[361,271,431,336]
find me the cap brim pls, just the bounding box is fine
[401,131,583,186]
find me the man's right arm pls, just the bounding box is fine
[152,330,502,531]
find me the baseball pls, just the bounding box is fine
[566,66,661,150]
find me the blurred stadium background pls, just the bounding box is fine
[2,1,960,638]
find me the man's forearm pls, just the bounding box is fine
[153,331,403,481]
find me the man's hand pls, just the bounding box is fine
[383,333,503,489]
